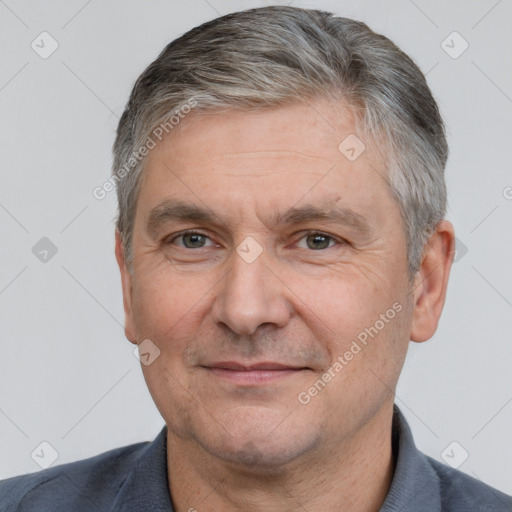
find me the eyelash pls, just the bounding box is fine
[166,229,345,250]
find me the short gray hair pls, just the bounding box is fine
[113,6,447,275]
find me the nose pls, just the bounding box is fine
[210,246,292,336]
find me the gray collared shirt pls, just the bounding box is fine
[1,404,510,511]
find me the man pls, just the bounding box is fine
[1,5,510,511]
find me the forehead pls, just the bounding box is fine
[152,98,361,171]
[136,99,395,230]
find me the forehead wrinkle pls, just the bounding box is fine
[169,151,336,178]
[170,150,335,169]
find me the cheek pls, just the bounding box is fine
[130,272,206,423]
[290,267,396,337]
[130,247,409,362]
[294,267,411,389]
[130,267,208,340]
[317,303,410,410]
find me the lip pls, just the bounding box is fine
[208,361,304,371]
[203,361,307,385]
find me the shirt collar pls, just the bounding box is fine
[379,404,441,511]
[110,404,441,512]
[110,426,174,512]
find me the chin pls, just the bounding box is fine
[208,436,314,475]
[194,406,323,473]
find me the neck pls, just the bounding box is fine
[166,404,395,512]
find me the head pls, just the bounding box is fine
[113,6,454,471]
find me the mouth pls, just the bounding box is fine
[202,361,309,385]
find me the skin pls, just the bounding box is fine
[115,97,455,512]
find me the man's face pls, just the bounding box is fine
[118,98,416,469]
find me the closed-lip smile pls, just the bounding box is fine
[203,361,308,384]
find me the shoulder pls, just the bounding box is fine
[425,454,512,511]
[0,440,150,512]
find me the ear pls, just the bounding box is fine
[410,220,455,343]
[115,230,137,344]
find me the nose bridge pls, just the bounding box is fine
[211,241,290,336]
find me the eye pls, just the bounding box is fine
[166,230,344,251]
[168,231,216,249]
[296,231,341,250]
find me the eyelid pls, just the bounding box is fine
[295,229,344,242]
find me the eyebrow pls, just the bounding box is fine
[146,199,371,238]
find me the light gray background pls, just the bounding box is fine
[1,0,511,496]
